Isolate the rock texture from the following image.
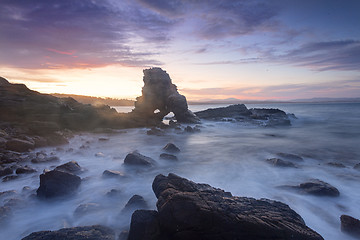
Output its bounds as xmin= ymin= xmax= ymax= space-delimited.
xmin=340 ymin=215 xmax=360 ymax=237
xmin=37 ymin=170 xmax=81 ymax=198
xmin=195 ymin=104 xmax=293 ymax=126
xmin=21 ymin=225 xmax=115 ymax=240
xmin=130 ymin=68 xmax=200 ymax=124
xmin=124 ymin=152 xmax=156 ymax=167
xmin=128 ymin=173 xmax=323 ymax=240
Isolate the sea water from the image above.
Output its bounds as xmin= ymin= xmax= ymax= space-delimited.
xmin=1 ymin=103 xmax=360 ymax=240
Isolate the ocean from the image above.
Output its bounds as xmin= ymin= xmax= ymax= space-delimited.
xmin=1 ymin=102 xmax=360 ymax=239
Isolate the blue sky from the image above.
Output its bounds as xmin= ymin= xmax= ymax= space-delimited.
xmin=0 ymin=0 xmax=359 ymax=100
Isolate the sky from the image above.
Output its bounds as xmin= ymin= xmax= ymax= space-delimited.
xmin=0 ymin=0 xmax=360 ymax=101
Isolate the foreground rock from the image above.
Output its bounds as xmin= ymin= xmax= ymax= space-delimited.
xmin=128 ymin=173 xmax=323 ymax=240
xmin=37 ymin=170 xmax=81 ymax=199
xmin=130 ymin=68 xmax=200 ymax=124
xmin=195 ymin=104 xmax=293 ymax=126
xmin=124 ymin=152 xmax=156 ymax=167
xmin=22 ymin=225 xmax=115 ymax=240
xmin=341 ymin=215 xmax=360 ymax=237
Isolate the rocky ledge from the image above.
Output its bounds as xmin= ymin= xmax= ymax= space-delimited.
xmin=128 ymin=173 xmax=323 ymax=240
xmin=194 ymin=104 xmax=294 ymax=126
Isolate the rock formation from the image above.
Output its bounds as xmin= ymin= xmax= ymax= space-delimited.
xmin=131 ymin=68 xmax=200 ymax=124
xmin=128 ymin=173 xmax=324 ymax=240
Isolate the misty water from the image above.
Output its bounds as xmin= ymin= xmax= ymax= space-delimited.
xmin=1 ymin=103 xmax=360 ymax=240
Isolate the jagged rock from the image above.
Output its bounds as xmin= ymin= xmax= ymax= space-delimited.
xmin=37 ymin=170 xmax=81 ymax=198
xmin=163 ymin=143 xmax=180 ymax=153
xmin=123 ymin=195 xmax=148 ymax=213
xmin=15 ymin=166 xmax=36 ymax=174
xmin=5 ymin=138 xmax=34 ymax=152
xmin=21 ymin=225 xmax=115 ymax=240
xmin=276 ymin=153 xmax=304 ymax=161
xmin=102 ymin=170 xmax=126 ymax=179
xmin=128 ymin=173 xmax=323 ymax=240
xmin=160 ymin=153 xmax=178 ymax=161
xmin=124 ymin=152 xmax=156 ymax=167
xmin=128 ymin=210 xmax=160 ymax=240
xmin=74 ymin=203 xmax=101 ymax=217
xmin=131 ymin=68 xmax=200 ymax=124
xmin=341 ymin=215 xmax=360 ymax=237
xmin=266 ymin=158 xmax=298 ymax=168
xmin=54 ymin=161 xmax=83 ymax=174
xmin=290 ymin=179 xmax=340 ymax=197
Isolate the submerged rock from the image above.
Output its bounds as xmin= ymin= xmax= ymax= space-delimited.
xmin=15 ymin=166 xmax=36 ymax=174
xmin=54 ymin=161 xmax=83 ymax=174
xmin=159 ymin=153 xmax=178 ymax=161
xmin=163 ymin=143 xmax=180 ymax=153
xmin=124 ymin=152 xmax=156 ymax=167
xmin=276 ymin=152 xmax=304 ymax=161
xmin=37 ymin=170 xmax=81 ymax=199
xmin=341 ymin=214 xmax=360 ymax=237
xmin=102 ymin=170 xmax=126 ymax=179
xmin=290 ymin=179 xmax=340 ymax=197
xmin=353 ymin=163 xmax=360 ymax=170
xmin=0 ymin=206 xmax=12 ymax=224
xmin=326 ymin=162 xmax=346 ymax=168
xmin=0 ymin=167 xmax=13 ymax=177
xmin=74 ymin=203 xmax=101 ymax=217
xmin=128 ymin=173 xmax=323 ymax=240
xmin=266 ymin=158 xmax=298 ymax=168
xmin=22 ymin=225 xmax=115 ymax=240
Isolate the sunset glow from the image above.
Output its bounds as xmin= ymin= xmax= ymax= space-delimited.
xmin=1 ymin=0 xmax=359 ymax=101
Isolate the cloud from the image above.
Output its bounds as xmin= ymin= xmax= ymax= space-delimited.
xmin=180 ymin=79 xmax=360 ymax=100
xmin=276 ymin=40 xmax=360 ymax=71
xmin=0 ymin=0 xmax=172 ymax=69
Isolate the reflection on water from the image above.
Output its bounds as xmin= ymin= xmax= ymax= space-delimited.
xmin=1 ymin=103 xmax=360 ymax=240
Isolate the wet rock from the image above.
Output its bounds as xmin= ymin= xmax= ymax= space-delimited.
xmin=21 ymin=225 xmax=115 ymax=240
xmin=276 ymin=152 xmax=304 ymax=161
xmin=147 ymin=127 xmax=165 ymax=136
xmin=2 ymin=175 xmax=19 ymax=182
xmin=123 ymin=195 xmax=148 ymax=212
xmin=0 ymin=166 xmax=13 ymax=177
xmin=54 ymin=161 xmax=83 ymax=174
xmin=327 ymin=162 xmax=346 ymax=168
xmin=128 ymin=173 xmax=323 ymax=240
xmin=15 ymin=166 xmax=37 ymax=174
xmin=266 ymin=158 xmax=298 ymax=168
xmin=5 ymin=138 xmax=34 ymax=152
xmin=353 ymin=163 xmax=360 ymax=170
xmin=295 ymin=179 xmax=340 ymax=197
xmin=0 ymin=206 xmax=12 ymax=224
xmin=341 ymin=215 xmax=360 ymax=237
xmin=128 ymin=210 xmax=160 ymax=240
xmin=102 ymin=170 xmax=126 ymax=179
xmin=124 ymin=152 xmax=156 ymax=167
xmin=159 ymin=153 xmax=178 ymax=161
xmin=37 ymin=170 xmax=81 ymax=199
xmin=31 ymin=155 xmax=59 ymax=164
xmin=74 ymin=203 xmax=101 ymax=217
xmin=130 ymin=68 xmax=200 ymax=124
xmin=106 ymin=189 xmax=122 ymax=198
xmin=163 ymin=143 xmax=180 ymax=153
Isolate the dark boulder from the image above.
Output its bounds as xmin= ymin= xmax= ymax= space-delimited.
xmin=54 ymin=161 xmax=83 ymax=174
xmin=159 ymin=153 xmax=178 ymax=161
xmin=195 ymin=104 xmax=251 ymax=119
xmin=296 ymin=179 xmax=340 ymax=197
xmin=340 ymin=215 xmax=360 ymax=237
xmin=0 ymin=167 xmax=13 ymax=177
xmin=128 ymin=173 xmax=323 ymax=240
xmin=37 ymin=170 xmax=81 ymax=199
xmin=163 ymin=143 xmax=180 ymax=153
xmin=123 ymin=195 xmax=148 ymax=213
xmin=266 ymin=158 xmax=298 ymax=168
xmin=21 ymin=225 xmax=115 ymax=240
xmin=16 ymin=166 xmax=37 ymax=174
xmin=124 ymin=152 xmax=156 ymax=167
